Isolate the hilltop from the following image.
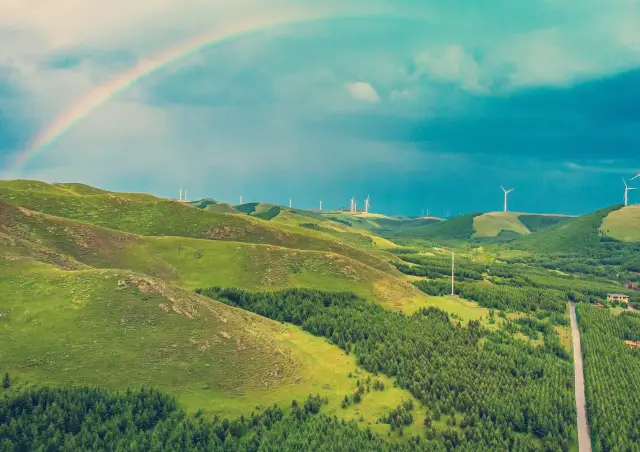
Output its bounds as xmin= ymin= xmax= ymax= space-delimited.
xmin=378 ymin=211 xmax=573 ymax=243
xmin=600 ymin=205 xmax=640 ymax=242
xmin=0 ymin=180 xmax=396 ymax=275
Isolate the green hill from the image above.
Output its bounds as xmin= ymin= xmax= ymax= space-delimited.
xmin=379 ymin=212 xmax=573 ymax=243
xmin=515 ymin=206 xmax=622 ymax=255
xmin=0 ymin=257 xmax=417 ymax=428
xmin=189 ymin=198 xmax=240 ymax=214
xmin=0 ymin=180 xmax=395 ymax=274
xmin=0 ymin=199 xmax=427 ymax=311
xmin=600 ymin=205 xmax=640 ymax=242
xmin=472 ymin=212 xmax=572 ymax=238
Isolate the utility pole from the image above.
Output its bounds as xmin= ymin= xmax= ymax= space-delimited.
xmin=451 ymin=251 xmax=455 ymax=296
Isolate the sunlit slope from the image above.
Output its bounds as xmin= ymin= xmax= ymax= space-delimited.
xmin=179 ymin=199 xmax=398 ymax=249
xmin=189 ymin=198 xmax=241 ymax=214
xmin=516 ymin=206 xmax=622 ymax=254
xmin=473 ymin=212 xmax=530 ymax=237
xmin=0 ymin=180 xmax=394 ymax=274
xmin=0 ymin=258 xmax=417 ymax=428
xmin=379 ymin=212 xmax=572 ymax=242
xmin=0 ymin=200 xmax=427 ymax=309
xmin=472 ymin=212 xmax=570 ymax=237
xmin=600 ymin=205 xmax=640 ymax=242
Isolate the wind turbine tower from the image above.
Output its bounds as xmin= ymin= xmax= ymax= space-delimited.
xmin=184 ymin=190 xmax=187 ymax=202
xmin=364 ymin=195 xmax=370 ymax=215
xmin=179 ymin=188 xmax=182 ymax=201
xmin=451 ymin=251 xmax=455 ymax=296
xmin=623 ymin=178 xmax=636 ymax=207
xmin=500 ymin=185 xmax=515 ymax=212
xmin=289 ymin=199 xmax=292 ymax=209
xmin=319 ymin=200 xmax=322 ymax=211
xmin=239 ymin=195 xmax=243 ymax=205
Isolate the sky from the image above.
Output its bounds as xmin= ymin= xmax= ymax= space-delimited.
xmin=1 ymin=0 xmax=639 ymax=216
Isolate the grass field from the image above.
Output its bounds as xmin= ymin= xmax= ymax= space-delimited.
xmin=0 ymin=181 xmax=395 ymax=274
xmin=0 ymin=257 xmax=422 ymax=437
xmin=600 ymin=205 xmax=640 ymax=242
xmin=0 ymin=200 xmax=427 ymax=310
xmin=473 ymin=212 xmax=530 ymax=237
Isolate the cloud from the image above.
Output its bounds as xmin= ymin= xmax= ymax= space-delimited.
xmin=412 ymin=45 xmax=486 ymax=93
xmin=1 ymin=0 xmax=640 ymax=215
xmin=345 ymin=81 xmax=380 ymax=102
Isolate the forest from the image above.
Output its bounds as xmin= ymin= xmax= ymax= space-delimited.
xmin=198 ymin=287 xmax=576 ymax=451
xmin=396 ymin=252 xmax=640 ymax=308
xmin=576 ymin=305 xmax=640 ymax=452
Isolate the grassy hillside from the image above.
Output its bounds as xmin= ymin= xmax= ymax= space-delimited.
xmin=380 ymin=212 xmax=575 ymax=243
xmin=0 ymin=200 xmax=428 ymax=311
xmin=0 ymin=181 xmax=395 ymax=274
xmin=472 ymin=212 xmax=530 ymax=237
xmin=0 ymin=258 xmax=418 ymax=432
xmin=519 ymin=214 xmax=572 ymax=232
xmin=516 ymin=206 xmax=622 ymax=254
xmin=600 ymin=205 xmax=640 ymax=242
xmin=383 ymin=213 xmax=480 ymax=242
xmin=189 ymin=198 xmax=240 ymax=214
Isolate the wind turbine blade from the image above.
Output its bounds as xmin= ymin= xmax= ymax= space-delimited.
xmin=632 ymin=173 xmax=640 ymax=180
xmin=500 ymin=185 xmax=505 ymax=192
xmin=623 ymin=177 xmax=628 ymax=188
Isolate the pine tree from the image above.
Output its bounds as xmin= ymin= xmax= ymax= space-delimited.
xmin=2 ymin=372 xmax=9 ymax=389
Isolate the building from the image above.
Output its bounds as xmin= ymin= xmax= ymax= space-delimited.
xmin=594 ymin=302 xmax=605 ymax=308
xmin=606 ymin=294 xmax=630 ymax=304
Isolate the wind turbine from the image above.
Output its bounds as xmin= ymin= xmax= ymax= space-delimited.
xmin=179 ymin=188 xmax=182 ymax=201
xmin=500 ymin=185 xmax=515 ymax=212
xmin=623 ymin=178 xmax=636 ymax=207
xmin=239 ymin=195 xmax=243 ymax=204
xmin=364 ymin=195 xmax=370 ymax=215
xmin=184 ymin=190 xmax=187 ymax=202
xmin=289 ymin=199 xmax=292 ymax=209
xmin=319 ymin=200 xmax=322 ymax=211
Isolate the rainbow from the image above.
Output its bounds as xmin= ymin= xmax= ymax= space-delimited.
xmin=7 ymin=8 xmax=387 ymax=174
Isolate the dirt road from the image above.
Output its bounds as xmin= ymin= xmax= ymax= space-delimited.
xmin=570 ymin=303 xmax=592 ymax=452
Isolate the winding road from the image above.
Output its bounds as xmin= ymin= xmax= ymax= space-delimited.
xmin=570 ymin=303 xmax=592 ymax=452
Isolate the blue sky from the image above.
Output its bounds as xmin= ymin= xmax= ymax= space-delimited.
xmin=1 ymin=0 xmax=639 ymax=216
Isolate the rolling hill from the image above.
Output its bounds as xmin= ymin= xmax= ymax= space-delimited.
xmin=0 ymin=256 xmax=418 ymax=429
xmin=600 ymin=205 xmax=640 ymax=242
xmin=515 ymin=206 xmax=623 ymax=254
xmin=188 ymin=198 xmax=240 ymax=214
xmin=0 ymin=198 xmax=428 ymax=311
xmin=379 ymin=212 xmax=573 ymax=243
xmin=0 ymin=180 xmax=397 ymax=275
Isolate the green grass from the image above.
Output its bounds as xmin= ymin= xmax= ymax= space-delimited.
xmin=382 ymin=214 xmax=480 ymax=242
xmin=0 ymin=197 xmax=427 ymax=311
xmin=0 ymin=258 xmax=420 ymax=435
xmin=519 ymin=214 xmax=572 ymax=232
xmin=472 ymin=212 xmax=530 ymax=238
xmin=516 ymin=205 xmax=622 ymax=254
xmin=600 ymin=205 xmax=640 ymax=242
xmin=0 ymin=181 xmax=395 ymax=274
